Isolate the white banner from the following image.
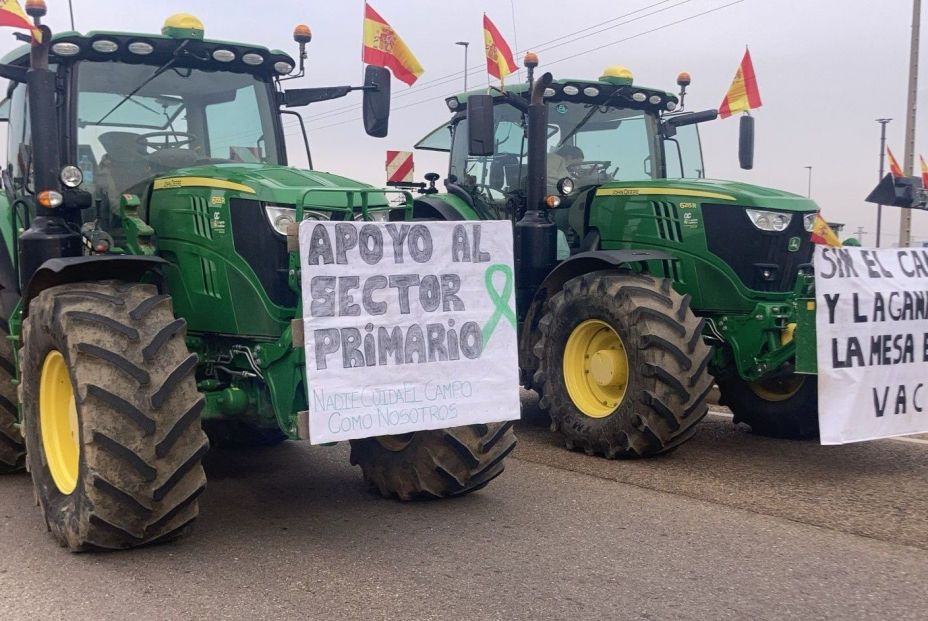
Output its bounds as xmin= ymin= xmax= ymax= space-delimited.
xmin=299 ymin=220 xmax=520 ymax=444
xmin=815 ymin=245 xmax=928 ymax=444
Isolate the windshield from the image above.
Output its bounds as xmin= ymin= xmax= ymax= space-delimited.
xmin=449 ymin=99 xmax=703 ymax=214
xmin=76 ymin=60 xmax=280 ymax=207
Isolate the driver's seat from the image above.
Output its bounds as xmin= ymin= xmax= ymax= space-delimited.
xmin=97 ymin=131 xmax=152 ymax=195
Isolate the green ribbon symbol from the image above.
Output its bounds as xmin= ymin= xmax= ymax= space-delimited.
xmin=481 ymin=264 xmax=517 ymax=345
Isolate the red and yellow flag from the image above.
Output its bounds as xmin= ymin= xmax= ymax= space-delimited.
xmin=483 ymin=14 xmax=517 ymax=81
xmin=0 ymin=0 xmax=41 ymax=43
xmin=920 ymin=154 xmax=928 ymax=186
xmin=887 ymin=146 xmax=904 ymax=177
xmin=810 ymin=214 xmax=842 ymax=247
xmin=362 ymin=3 xmax=423 ymax=86
xmin=719 ymin=48 xmax=762 ymax=119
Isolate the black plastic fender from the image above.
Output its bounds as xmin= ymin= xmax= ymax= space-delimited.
xmin=23 ymin=255 xmax=167 ymax=315
xmin=413 ymin=197 xmax=466 ymax=221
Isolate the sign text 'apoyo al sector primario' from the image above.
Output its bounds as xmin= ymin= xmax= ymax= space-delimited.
xmin=298 ymin=220 xmax=520 ymax=444
xmin=815 ymin=245 xmax=928 ymax=444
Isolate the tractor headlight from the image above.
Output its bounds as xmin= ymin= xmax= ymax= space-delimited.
xmin=60 ymin=165 xmax=83 ymax=188
xmin=556 ymin=177 xmax=574 ymax=196
xmin=803 ymin=212 xmax=817 ymax=232
xmin=265 ymin=205 xmax=296 ymax=236
xmin=355 ymin=210 xmax=390 ymax=222
xmin=745 ymin=208 xmax=792 ymax=232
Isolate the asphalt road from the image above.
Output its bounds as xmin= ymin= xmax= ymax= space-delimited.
xmin=1 ymin=394 xmax=927 ymax=620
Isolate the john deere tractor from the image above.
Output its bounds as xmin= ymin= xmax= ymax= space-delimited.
xmin=409 ymin=60 xmax=819 ymax=457
xmin=0 ymin=7 xmax=515 ymax=551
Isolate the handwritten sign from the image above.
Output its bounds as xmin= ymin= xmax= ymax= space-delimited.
xmin=298 ymin=220 xmax=520 ymax=444
xmin=815 ymin=245 xmax=928 ymax=444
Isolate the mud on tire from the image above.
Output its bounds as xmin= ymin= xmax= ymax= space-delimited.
xmin=21 ymin=281 xmax=208 ymax=551
xmin=534 ymin=271 xmax=713 ymax=458
xmin=349 ymin=423 xmax=516 ymax=500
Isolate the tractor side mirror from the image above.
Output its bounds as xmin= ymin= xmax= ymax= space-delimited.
xmin=467 ymin=95 xmax=495 ymax=157
xmin=739 ymin=115 xmax=755 ymax=170
xmin=363 ymin=65 xmax=391 ymax=138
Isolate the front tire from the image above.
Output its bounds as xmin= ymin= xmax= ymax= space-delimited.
xmin=718 ymin=374 xmax=818 ymax=439
xmin=534 ymin=271 xmax=713 ymax=458
xmin=349 ymin=423 xmax=516 ymax=500
xmin=21 ymin=282 xmax=208 ymax=551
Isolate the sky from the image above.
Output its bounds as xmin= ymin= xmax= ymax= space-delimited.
xmin=2 ymin=0 xmax=928 ymax=245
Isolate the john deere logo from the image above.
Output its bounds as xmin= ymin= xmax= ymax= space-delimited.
xmin=788 ymin=237 xmax=801 ymax=252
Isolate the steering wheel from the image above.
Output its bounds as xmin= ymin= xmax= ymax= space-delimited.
xmin=136 ymin=131 xmax=198 ymax=154
xmin=567 ymin=161 xmax=612 ymax=179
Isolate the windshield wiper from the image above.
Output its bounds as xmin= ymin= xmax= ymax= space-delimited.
xmin=94 ymin=41 xmax=190 ymax=125
xmin=558 ymin=88 xmax=626 ymax=147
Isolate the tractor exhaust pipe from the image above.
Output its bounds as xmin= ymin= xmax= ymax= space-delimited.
xmin=514 ymin=72 xmax=557 ymax=320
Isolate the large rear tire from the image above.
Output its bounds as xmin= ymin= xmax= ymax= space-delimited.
xmin=20 ymin=282 xmax=208 ymax=551
xmin=349 ymin=423 xmax=516 ymax=500
xmin=718 ymin=374 xmax=819 ymax=439
xmin=0 ymin=317 xmax=24 ymax=473
xmin=534 ymin=271 xmax=713 ymax=458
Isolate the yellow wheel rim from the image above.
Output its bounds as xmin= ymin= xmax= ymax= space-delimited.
xmin=40 ymin=350 xmax=80 ymax=495
xmin=563 ymin=319 xmax=629 ymax=418
xmin=749 ymin=375 xmax=805 ymax=403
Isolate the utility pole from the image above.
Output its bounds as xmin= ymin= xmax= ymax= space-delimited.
xmin=855 ymin=226 xmax=866 ymax=242
xmin=876 ymin=118 xmax=892 ymax=247
xmin=899 ymin=0 xmax=921 ymax=247
xmin=455 ymin=41 xmax=469 ymax=92
xmin=804 ymin=165 xmax=813 ymax=198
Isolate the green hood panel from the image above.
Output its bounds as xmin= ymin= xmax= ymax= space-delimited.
xmin=153 ymin=164 xmax=388 ymax=208
xmin=595 ymin=178 xmax=818 ymax=213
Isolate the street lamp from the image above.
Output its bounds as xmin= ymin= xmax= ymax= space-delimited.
xmin=455 ymin=41 xmax=469 ymax=92
xmin=804 ymin=166 xmax=813 ymax=198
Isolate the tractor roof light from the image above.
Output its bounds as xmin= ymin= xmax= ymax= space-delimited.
xmin=631 ymin=92 xmax=647 ymax=102
xmin=91 ymin=39 xmax=119 ymax=53
xmin=51 ymin=42 xmax=81 ymax=57
xmin=37 ymin=191 xmax=63 ymax=209
xmin=212 ymin=49 xmax=236 ymax=63
xmin=523 ymin=51 xmax=539 ymax=69
xmin=162 ymin=13 xmax=205 ymax=40
xmin=446 ymin=96 xmax=460 ymax=111
xmin=293 ymin=24 xmax=312 ymax=44
xmin=600 ymin=65 xmax=634 ymax=86
xmin=274 ymin=61 xmax=294 ymax=75
xmin=676 ymin=71 xmax=692 ymax=88
xmin=582 ymin=86 xmax=600 ymax=97
xmin=25 ymin=0 xmax=46 ymax=18
xmin=242 ymin=52 xmax=264 ymax=66
xmin=128 ymin=41 xmax=154 ymax=55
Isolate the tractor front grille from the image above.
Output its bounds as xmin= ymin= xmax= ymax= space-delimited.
xmin=702 ymin=204 xmax=814 ymax=293
xmin=229 ymin=198 xmax=297 ymax=308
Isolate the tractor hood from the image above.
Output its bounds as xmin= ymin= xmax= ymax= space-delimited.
xmin=151 ymin=163 xmax=389 ymax=209
xmin=594 ymin=178 xmax=818 ymax=213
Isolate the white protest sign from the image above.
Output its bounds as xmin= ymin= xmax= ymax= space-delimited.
xmin=815 ymin=245 xmax=928 ymax=444
xmin=299 ymin=220 xmax=520 ymax=444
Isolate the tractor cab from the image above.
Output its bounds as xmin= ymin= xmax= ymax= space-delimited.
xmin=1 ymin=14 xmax=391 ymax=241
xmin=416 ymin=66 xmax=711 ymax=250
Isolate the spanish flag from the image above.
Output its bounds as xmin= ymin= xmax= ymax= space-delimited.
xmin=483 ymin=14 xmax=517 ymax=81
xmin=362 ymin=3 xmax=423 ymax=86
xmin=887 ymin=146 xmax=904 ymax=177
xmin=920 ymin=154 xmax=928 ymax=186
xmin=0 ymin=0 xmax=41 ymax=43
xmin=810 ymin=214 xmax=842 ymax=247
xmin=719 ymin=48 xmax=761 ymax=119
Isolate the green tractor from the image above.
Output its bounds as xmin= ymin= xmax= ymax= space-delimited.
xmin=0 ymin=8 xmax=515 ymax=551
xmin=408 ymin=60 xmax=819 ymax=457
